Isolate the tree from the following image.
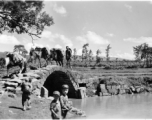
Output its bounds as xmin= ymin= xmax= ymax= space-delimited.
xmin=105 ymin=44 xmax=111 ymax=62
xmin=0 ymin=1 xmax=54 ymax=45
xmin=96 ymin=49 xmax=101 ymax=65
xmin=96 ymin=49 xmax=101 ymax=56
xmin=147 ymin=47 xmax=152 ymax=67
xmin=82 ymin=43 xmax=89 ymax=62
xmin=133 ymin=43 xmax=150 ymax=67
xmin=73 ymin=48 xmax=77 ymax=61
xmin=133 ymin=44 xmax=142 ymax=60
xmin=88 ymin=49 xmax=93 ymax=64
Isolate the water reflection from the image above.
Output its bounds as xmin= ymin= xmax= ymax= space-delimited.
xmin=70 ymin=93 xmax=152 ymax=119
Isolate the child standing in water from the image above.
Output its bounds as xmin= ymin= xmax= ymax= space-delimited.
xmin=60 ymin=84 xmax=86 ymax=119
xmin=50 ymin=91 xmax=62 ymax=119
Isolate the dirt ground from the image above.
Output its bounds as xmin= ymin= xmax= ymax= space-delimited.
xmin=0 ymin=94 xmax=52 ymax=119
xmin=0 ymin=93 xmax=81 ymax=119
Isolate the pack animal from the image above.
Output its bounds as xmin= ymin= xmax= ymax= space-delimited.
xmin=29 ymin=47 xmax=51 ymax=68
xmin=0 ymin=53 xmax=27 ymax=77
xmin=50 ymin=48 xmax=64 ymax=66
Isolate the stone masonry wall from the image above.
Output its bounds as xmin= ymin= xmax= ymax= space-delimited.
xmin=1 ymin=65 xmax=92 ymax=98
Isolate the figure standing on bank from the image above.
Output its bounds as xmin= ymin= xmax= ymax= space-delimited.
xmin=21 ymin=79 xmax=33 ymax=111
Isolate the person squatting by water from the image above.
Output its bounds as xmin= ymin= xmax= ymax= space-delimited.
xmin=60 ymin=84 xmax=86 ymax=118
xmin=50 ymin=91 xmax=62 ymax=119
xmin=21 ymin=79 xmax=33 ymax=111
xmin=65 ymin=46 xmax=72 ymax=69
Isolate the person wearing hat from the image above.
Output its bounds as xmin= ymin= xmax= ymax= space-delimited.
xmin=60 ymin=84 xmax=86 ymax=118
xmin=50 ymin=91 xmax=62 ymax=119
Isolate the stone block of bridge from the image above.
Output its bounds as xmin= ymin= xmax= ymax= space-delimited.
xmin=23 ymin=73 xmax=41 ymax=79
xmin=19 ymin=76 xmax=30 ymax=82
xmin=32 ymin=79 xmax=41 ymax=90
xmin=77 ymin=87 xmax=87 ymax=99
xmin=33 ymin=89 xmax=41 ymax=96
xmin=33 ymin=71 xmax=44 ymax=79
xmin=100 ymin=84 xmax=111 ymax=96
xmin=40 ymin=70 xmax=50 ymax=80
xmin=4 ymin=82 xmax=18 ymax=88
xmin=5 ymin=87 xmax=16 ymax=93
xmin=40 ymin=86 xmax=48 ymax=98
xmin=8 ymin=78 xmax=22 ymax=84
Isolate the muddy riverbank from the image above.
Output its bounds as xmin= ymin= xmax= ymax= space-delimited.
xmin=86 ymin=76 xmax=152 ymax=97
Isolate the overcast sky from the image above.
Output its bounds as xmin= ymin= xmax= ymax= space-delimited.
xmin=0 ymin=1 xmax=152 ymax=60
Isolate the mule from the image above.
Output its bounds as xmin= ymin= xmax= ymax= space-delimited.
xmin=28 ymin=47 xmax=51 ymax=68
xmin=50 ymin=48 xmax=64 ymax=66
xmin=0 ymin=53 xmax=27 ymax=77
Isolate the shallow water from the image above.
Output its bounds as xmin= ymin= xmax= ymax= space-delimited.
xmin=70 ymin=93 xmax=152 ymax=119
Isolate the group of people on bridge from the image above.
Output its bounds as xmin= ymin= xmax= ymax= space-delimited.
xmin=28 ymin=45 xmax=73 ymax=68
xmin=0 ymin=46 xmax=73 ymax=77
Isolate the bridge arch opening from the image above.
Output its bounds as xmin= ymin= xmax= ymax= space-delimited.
xmin=43 ymin=71 xmax=77 ymax=98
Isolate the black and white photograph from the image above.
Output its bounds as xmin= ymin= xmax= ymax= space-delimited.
xmin=0 ymin=0 xmax=152 ymax=119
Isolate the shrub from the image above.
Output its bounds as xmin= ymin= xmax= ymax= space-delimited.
xmin=104 ymin=64 xmax=111 ymax=70
xmin=98 ymin=64 xmax=102 ymax=67
xmin=126 ymin=65 xmax=138 ymax=69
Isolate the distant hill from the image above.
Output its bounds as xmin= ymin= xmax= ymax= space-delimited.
xmin=73 ymin=55 xmax=132 ymax=61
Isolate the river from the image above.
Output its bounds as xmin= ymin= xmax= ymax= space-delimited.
xmin=70 ymin=93 xmax=152 ymax=119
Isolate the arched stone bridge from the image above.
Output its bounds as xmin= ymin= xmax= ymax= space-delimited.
xmin=4 ymin=65 xmax=99 ymax=98
xmin=23 ymin=65 xmax=88 ymax=98
xmin=30 ymin=65 xmax=81 ymax=98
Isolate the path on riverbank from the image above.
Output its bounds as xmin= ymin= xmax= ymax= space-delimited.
xmin=0 ymin=94 xmax=52 ymax=119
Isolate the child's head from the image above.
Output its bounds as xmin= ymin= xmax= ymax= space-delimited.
xmin=61 ymin=84 xmax=69 ymax=95
xmin=53 ymin=91 xmax=60 ymax=100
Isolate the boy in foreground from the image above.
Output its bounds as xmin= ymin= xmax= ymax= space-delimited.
xmin=50 ymin=91 xmax=62 ymax=119
xmin=60 ymin=84 xmax=86 ymax=119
